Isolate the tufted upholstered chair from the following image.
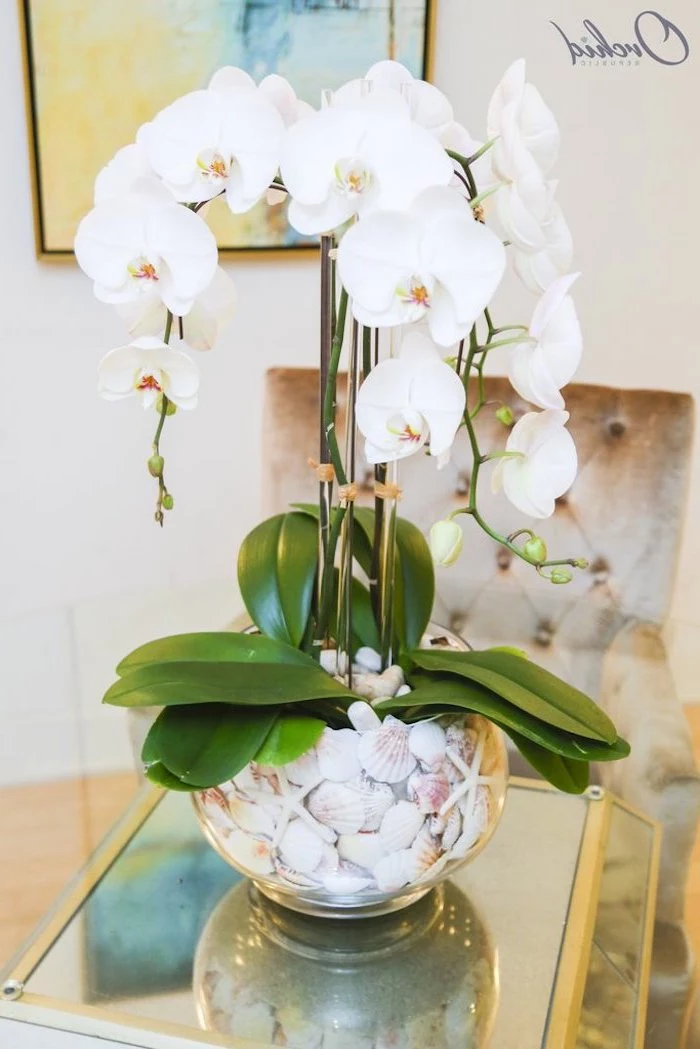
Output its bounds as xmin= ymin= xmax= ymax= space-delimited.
xmin=263 ymin=369 xmax=700 ymax=937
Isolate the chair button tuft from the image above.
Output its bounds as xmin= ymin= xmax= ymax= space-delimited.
xmin=497 ymin=548 xmax=512 ymax=571
xmin=608 ymin=418 xmax=626 ymax=438
xmin=589 ymin=556 xmax=610 ymax=585
xmin=534 ymin=620 xmax=554 ymax=647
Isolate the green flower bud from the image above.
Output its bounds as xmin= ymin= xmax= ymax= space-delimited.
xmin=523 ymin=536 xmax=547 ymax=564
xmin=574 ymin=558 xmax=589 ymax=570
xmin=429 ymin=519 xmax=464 ymax=566
xmin=162 ymin=493 xmax=174 ymax=511
xmin=550 ymin=567 xmax=573 ymax=585
xmin=156 ymin=394 xmax=177 ymax=417
xmin=495 ymin=404 xmax=515 ymax=426
xmin=147 ymin=454 xmax=164 ymax=478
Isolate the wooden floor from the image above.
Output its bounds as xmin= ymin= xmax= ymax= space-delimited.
xmin=2 ymin=713 xmax=700 ymax=971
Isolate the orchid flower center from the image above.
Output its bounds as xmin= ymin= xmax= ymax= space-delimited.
xmin=197 ymin=148 xmax=232 ymax=183
xmin=134 ymin=369 xmax=163 ymax=394
xmin=127 ymin=256 xmax=160 ymax=284
xmin=395 ymin=274 xmax=434 ymax=322
xmin=334 ymin=157 xmax=373 ymax=197
xmin=386 ymin=409 xmax=427 ymax=446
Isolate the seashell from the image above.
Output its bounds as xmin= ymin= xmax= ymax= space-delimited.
xmin=354 ymin=646 xmax=383 ymax=672
xmin=338 ymin=831 xmax=386 ymax=871
xmin=317 ymin=728 xmax=362 ymax=782
xmin=347 ymin=776 xmax=395 ymax=831
xmin=228 ymin=796 xmax=276 ymax=838
xmin=372 ymin=850 xmax=413 ymax=892
xmin=317 ymin=842 xmax=340 ymax=873
xmin=319 ymin=649 xmax=339 ymax=675
xmin=358 ymin=715 xmax=417 ymax=784
xmin=415 ymin=852 xmax=451 ymax=886
xmin=232 ymin=765 xmax=260 ymax=795
xmin=275 ymin=1006 xmax=325 ymax=1049
xmin=278 ymin=820 xmax=325 ymax=874
xmin=445 ymin=723 xmax=478 ymax=775
xmin=347 ymin=700 xmax=382 ymax=733
xmin=252 ymin=765 xmax=283 ymax=793
xmin=407 ymin=770 xmax=451 ymax=814
xmin=441 ymin=807 xmax=462 ymax=851
xmin=229 ymin=1000 xmax=277 ymax=1043
xmin=306 ymin=782 xmax=366 ymax=835
xmin=450 ymin=790 xmax=489 ymax=858
xmin=320 ymin=862 xmax=374 ymax=895
xmin=274 ymin=861 xmax=319 ymax=888
xmin=379 ymin=800 xmax=425 ymax=852
xmin=429 ymin=812 xmax=448 ymax=836
xmin=409 ymin=721 xmax=446 ymax=770
xmin=409 ymin=825 xmax=441 ymax=875
xmin=285 ymin=748 xmax=321 ymax=786
xmin=224 ymin=830 xmax=274 ymax=875
xmin=352 ymin=665 xmax=406 ymax=702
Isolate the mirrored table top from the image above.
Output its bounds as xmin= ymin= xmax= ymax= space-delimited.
xmin=1 ymin=780 xmax=659 ymax=1049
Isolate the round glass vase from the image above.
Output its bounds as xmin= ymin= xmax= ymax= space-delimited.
xmin=193 ymin=625 xmax=508 ymax=918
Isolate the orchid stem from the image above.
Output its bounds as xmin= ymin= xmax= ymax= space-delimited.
xmin=152 ymin=311 xmax=174 ymax=527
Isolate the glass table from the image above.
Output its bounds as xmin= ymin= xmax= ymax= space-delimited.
xmin=0 ymin=778 xmax=660 ymax=1049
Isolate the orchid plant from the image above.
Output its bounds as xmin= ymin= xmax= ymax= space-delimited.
xmin=80 ymin=60 xmax=629 ymax=797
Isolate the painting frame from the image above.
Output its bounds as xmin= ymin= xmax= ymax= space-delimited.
xmin=18 ymin=0 xmax=438 ymax=261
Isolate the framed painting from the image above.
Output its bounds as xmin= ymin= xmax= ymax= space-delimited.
xmin=19 ymin=0 xmax=436 ymax=258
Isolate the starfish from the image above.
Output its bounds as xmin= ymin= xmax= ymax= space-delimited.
xmin=439 ymin=737 xmax=494 ymax=819
xmin=235 ymin=768 xmax=335 ymax=846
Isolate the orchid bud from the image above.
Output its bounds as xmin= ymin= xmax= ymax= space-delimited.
xmin=162 ymin=493 xmax=174 ymax=511
xmin=156 ymin=393 xmax=177 ymax=417
xmin=429 ymin=520 xmax=464 ymax=566
xmin=147 ymin=454 xmax=164 ymax=478
xmin=574 ymin=558 xmax=589 ymax=570
xmin=523 ymin=536 xmax=547 ymax=564
xmin=550 ymin=567 xmax=573 ymax=585
xmin=495 ymin=404 xmax=515 ymax=426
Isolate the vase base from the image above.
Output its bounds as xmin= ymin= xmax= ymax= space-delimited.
xmin=253 ymin=880 xmax=434 ymax=920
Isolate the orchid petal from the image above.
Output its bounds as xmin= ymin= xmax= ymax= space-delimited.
xmin=146 ymin=205 xmax=218 ymax=303
xmin=337 ymin=212 xmax=421 ymax=314
xmin=94 ymin=142 xmax=153 ymax=204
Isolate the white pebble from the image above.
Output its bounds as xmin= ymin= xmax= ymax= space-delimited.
xmin=354 ymin=646 xmax=383 ymax=673
xmin=396 ymin=684 xmax=412 ymax=697
xmin=319 ymin=649 xmax=338 ymax=675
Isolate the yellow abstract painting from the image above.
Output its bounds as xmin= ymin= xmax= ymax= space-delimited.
xmin=22 ymin=0 xmax=433 ymax=254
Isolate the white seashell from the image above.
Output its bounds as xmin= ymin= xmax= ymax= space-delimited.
xmin=307 ymin=782 xmax=366 ymax=835
xmin=274 ymin=861 xmax=319 ymax=888
xmin=409 ymin=721 xmax=446 ymax=770
xmin=278 ymin=820 xmax=325 ymax=874
xmin=373 ymin=850 xmax=413 ymax=892
xmin=409 ymin=825 xmax=441 ymax=874
xmin=316 ymin=728 xmax=362 ymax=782
xmin=285 ymin=748 xmax=321 ymax=786
xmin=347 ymin=776 xmax=395 ymax=831
xmin=232 ymin=765 xmax=260 ymax=794
xmin=224 ymin=830 xmax=274 ymax=875
xmin=320 ymin=863 xmax=374 ymax=894
xmin=358 ymin=715 xmax=417 ymax=784
xmin=229 ymin=1000 xmax=276 ymax=1043
xmin=354 ymin=646 xmax=383 ymax=672
xmin=415 ymin=852 xmax=451 ymax=886
xmin=395 ymin=684 xmax=412 ymax=697
xmin=227 ymin=796 xmax=276 ymax=838
xmin=429 ymin=812 xmax=447 ymax=836
xmin=275 ymin=1007 xmax=324 ymax=1049
xmin=379 ymin=800 xmax=425 ymax=851
xmin=317 ymin=842 xmax=340 ymax=873
xmin=319 ymin=649 xmax=339 ymax=675
xmin=441 ymin=807 xmax=462 ymax=851
xmin=347 ymin=700 xmax=382 ymax=733
xmin=407 ymin=770 xmax=451 ymax=814
xmin=338 ymin=831 xmax=386 ymax=871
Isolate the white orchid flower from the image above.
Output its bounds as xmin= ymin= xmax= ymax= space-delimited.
xmin=116 ymin=267 xmax=237 ymax=351
xmin=334 ymin=60 xmax=453 ymax=137
xmin=281 ymin=93 xmax=452 ymax=235
xmin=513 ymin=202 xmax=574 ymax=294
xmin=94 ymin=141 xmax=154 ymax=204
xmin=355 ymin=331 xmax=465 ymax=466
xmin=487 ymin=59 xmax=560 ymax=178
xmin=508 ymin=274 xmax=582 ymax=409
xmin=337 ymin=186 xmax=506 ymax=346
xmin=258 ymin=73 xmax=314 ymax=126
xmin=98 ymin=336 xmax=199 ymax=410
xmin=137 ymin=67 xmax=285 ymax=214
xmin=491 ymin=409 xmax=577 ymax=518
xmin=74 ymin=178 xmax=218 ymax=316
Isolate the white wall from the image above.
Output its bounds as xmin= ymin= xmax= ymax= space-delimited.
xmin=1 ymin=0 xmax=699 ymax=785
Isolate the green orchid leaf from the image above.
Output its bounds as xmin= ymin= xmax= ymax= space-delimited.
xmin=104 ymin=661 xmax=356 ymax=709
xmin=118 ymin=631 xmax=318 ymax=676
xmin=292 ymin=503 xmax=373 ymax=576
xmin=329 ymin=570 xmax=381 ymax=652
xmin=238 ymin=512 xmax=318 ymax=647
xmin=376 ymin=673 xmax=629 ymax=762
xmin=507 ymin=731 xmax=590 ymax=794
xmin=144 ymin=762 xmax=206 ymax=793
xmin=410 ymin=649 xmax=616 ymax=743
xmin=145 ymin=704 xmax=278 ymax=787
xmin=254 ymin=716 xmax=325 ymax=766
